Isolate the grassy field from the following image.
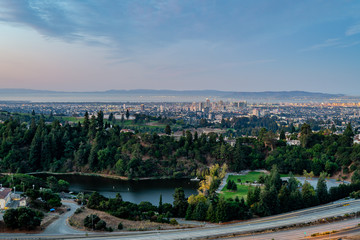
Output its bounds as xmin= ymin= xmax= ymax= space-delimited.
xmin=220 ymin=172 xmax=291 ymax=200
xmin=220 ymin=172 xmax=266 ymax=200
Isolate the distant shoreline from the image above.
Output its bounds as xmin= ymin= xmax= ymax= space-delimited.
xmin=18 ymin=171 xmax=193 ymax=181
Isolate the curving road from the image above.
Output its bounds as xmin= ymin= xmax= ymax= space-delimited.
xmin=1 ymin=199 xmax=360 ymax=239
xmin=41 ymin=201 xmax=83 ymax=235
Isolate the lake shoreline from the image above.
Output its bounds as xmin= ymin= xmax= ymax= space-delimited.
xmin=22 ymin=171 xmax=193 ymax=182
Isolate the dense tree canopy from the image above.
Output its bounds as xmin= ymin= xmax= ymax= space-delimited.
xmin=0 ymin=114 xmax=359 ymax=181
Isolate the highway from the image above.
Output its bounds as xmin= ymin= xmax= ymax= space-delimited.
xmin=1 ymin=199 xmax=360 ymax=239
xmin=224 ymin=218 xmax=360 ymax=239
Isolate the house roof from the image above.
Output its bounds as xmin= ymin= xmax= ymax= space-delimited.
xmin=0 ymin=188 xmax=12 ymax=199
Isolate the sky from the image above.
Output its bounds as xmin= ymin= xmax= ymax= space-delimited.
xmin=0 ymin=1 xmax=360 ymax=94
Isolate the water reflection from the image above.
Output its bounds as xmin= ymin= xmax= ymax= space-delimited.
xmin=36 ymin=174 xmax=199 ymax=205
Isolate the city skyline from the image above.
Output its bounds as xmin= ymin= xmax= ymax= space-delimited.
xmin=0 ymin=1 xmax=360 ymax=94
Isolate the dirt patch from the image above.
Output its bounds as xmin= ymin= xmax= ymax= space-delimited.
xmin=332 ymin=168 xmax=354 ymax=182
xmin=69 ymin=207 xmax=195 ymax=231
xmin=40 ymin=212 xmax=59 ymax=230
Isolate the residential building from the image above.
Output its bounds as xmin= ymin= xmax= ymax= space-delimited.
xmin=0 ymin=187 xmax=12 ymax=209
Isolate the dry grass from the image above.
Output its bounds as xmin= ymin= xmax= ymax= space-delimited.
xmin=69 ymin=207 xmax=194 ymax=232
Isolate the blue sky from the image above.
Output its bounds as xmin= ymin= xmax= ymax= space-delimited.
xmin=0 ymin=0 xmax=359 ymax=94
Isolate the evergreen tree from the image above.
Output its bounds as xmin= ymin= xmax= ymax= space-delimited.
xmin=126 ymin=109 xmax=130 ymax=120
xmin=28 ymin=126 xmax=43 ymax=171
xmin=247 ymin=186 xmax=260 ymax=206
xmin=290 ymin=124 xmax=296 ymax=133
xmin=82 ymin=111 xmax=90 ymax=137
xmin=193 ymin=202 xmax=207 ymax=221
xmin=185 ymin=204 xmax=195 ymax=220
xmin=108 ymin=113 xmax=114 ymax=122
xmin=339 ymin=122 xmax=354 ymax=147
xmin=216 ymin=196 xmax=227 ymax=223
xmin=289 ymin=187 xmax=303 ymax=210
xmin=302 ymin=181 xmax=318 ymax=208
xmin=280 ymin=129 xmax=286 ymax=140
xmin=316 ymin=173 xmax=329 ymax=204
xmin=300 ymin=123 xmax=313 ymax=147
xmin=173 ymin=187 xmax=188 ymax=217
xmin=265 ymin=165 xmax=282 ymax=191
xmin=278 ymin=185 xmax=291 ymax=213
xmin=158 ymin=194 xmax=163 ymax=214
xmin=288 ymin=172 xmax=299 ymax=192
xmin=97 ymin=111 xmax=104 ymax=130
xmin=165 ymin=125 xmax=171 ymax=135
xmin=206 ymin=202 xmax=216 ymax=222
xmin=88 ymin=115 xmax=97 ymax=139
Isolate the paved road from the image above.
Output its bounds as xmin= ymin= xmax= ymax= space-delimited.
xmin=224 ymin=218 xmax=360 ymax=239
xmin=0 ymin=200 xmax=83 ymax=239
xmin=41 ymin=201 xmax=83 ymax=235
xmin=2 ymin=199 xmax=360 ymax=239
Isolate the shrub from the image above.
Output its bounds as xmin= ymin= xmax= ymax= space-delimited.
xmin=84 ymin=214 xmax=100 ymax=229
xmin=169 ymin=219 xmax=178 ymax=225
xmin=75 ymin=208 xmax=83 ymax=214
xmin=95 ymin=220 xmax=107 ymax=230
xmin=118 ymin=222 xmax=123 ymax=230
xmin=350 ymin=164 xmax=357 ymax=172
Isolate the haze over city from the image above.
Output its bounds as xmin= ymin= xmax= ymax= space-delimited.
xmin=0 ymin=1 xmax=360 ymax=94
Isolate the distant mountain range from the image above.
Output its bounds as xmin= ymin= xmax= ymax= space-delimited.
xmin=0 ymin=88 xmax=345 ymax=99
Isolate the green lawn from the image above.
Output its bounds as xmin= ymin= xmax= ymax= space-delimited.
xmin=221 ymin=185 xmax=251 ymax=200
xmin=220 ymin=172 xmax=266 ymax=200
xmin=227 ymin=172 xmax=266 ymax=183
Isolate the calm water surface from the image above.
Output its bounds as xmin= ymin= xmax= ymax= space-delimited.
xmin=36 ymin=174 xmax=199 ymax=205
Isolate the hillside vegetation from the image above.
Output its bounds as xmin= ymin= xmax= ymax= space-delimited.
xmin=1 ymin=112 xmax=360 ymax=183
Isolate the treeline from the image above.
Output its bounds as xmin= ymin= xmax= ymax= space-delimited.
xmin=0 ymin=174 xmax=70 ymax=193
xmin=247 ymin=166 xmax=360 ymax=217
xmin=0 ymin=113 xmax=248 ymax=177
xmin=85 ymin=191 xmax=174 ymax=224
xmin=1 ymin=113 xmax=360 ymax=180
xmin=219 ymin=115 xmax=280 ymax=135
xmin=84 ymin=187 xmax=250 ymax=224
xmin=184 ymin=164 xmax=251 ymax=222
xmin=184 ymin=164 xmax=360 ymax=222
xmin=82 ymin=166 xmax=360 ymax=224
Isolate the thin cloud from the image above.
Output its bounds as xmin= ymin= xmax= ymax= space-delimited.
xmin=0 ymin=1 xmax=213 ymax=49
xmin=300 ymin=38 xmax=341 ymax=52
xmin=338 ymin=41 xmax=360 ymax=48
xmin=346 ymin=24 xmax=360 ymax=36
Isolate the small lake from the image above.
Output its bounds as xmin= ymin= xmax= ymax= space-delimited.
xmin=35 ymin=174 xmax=199 ymax=205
